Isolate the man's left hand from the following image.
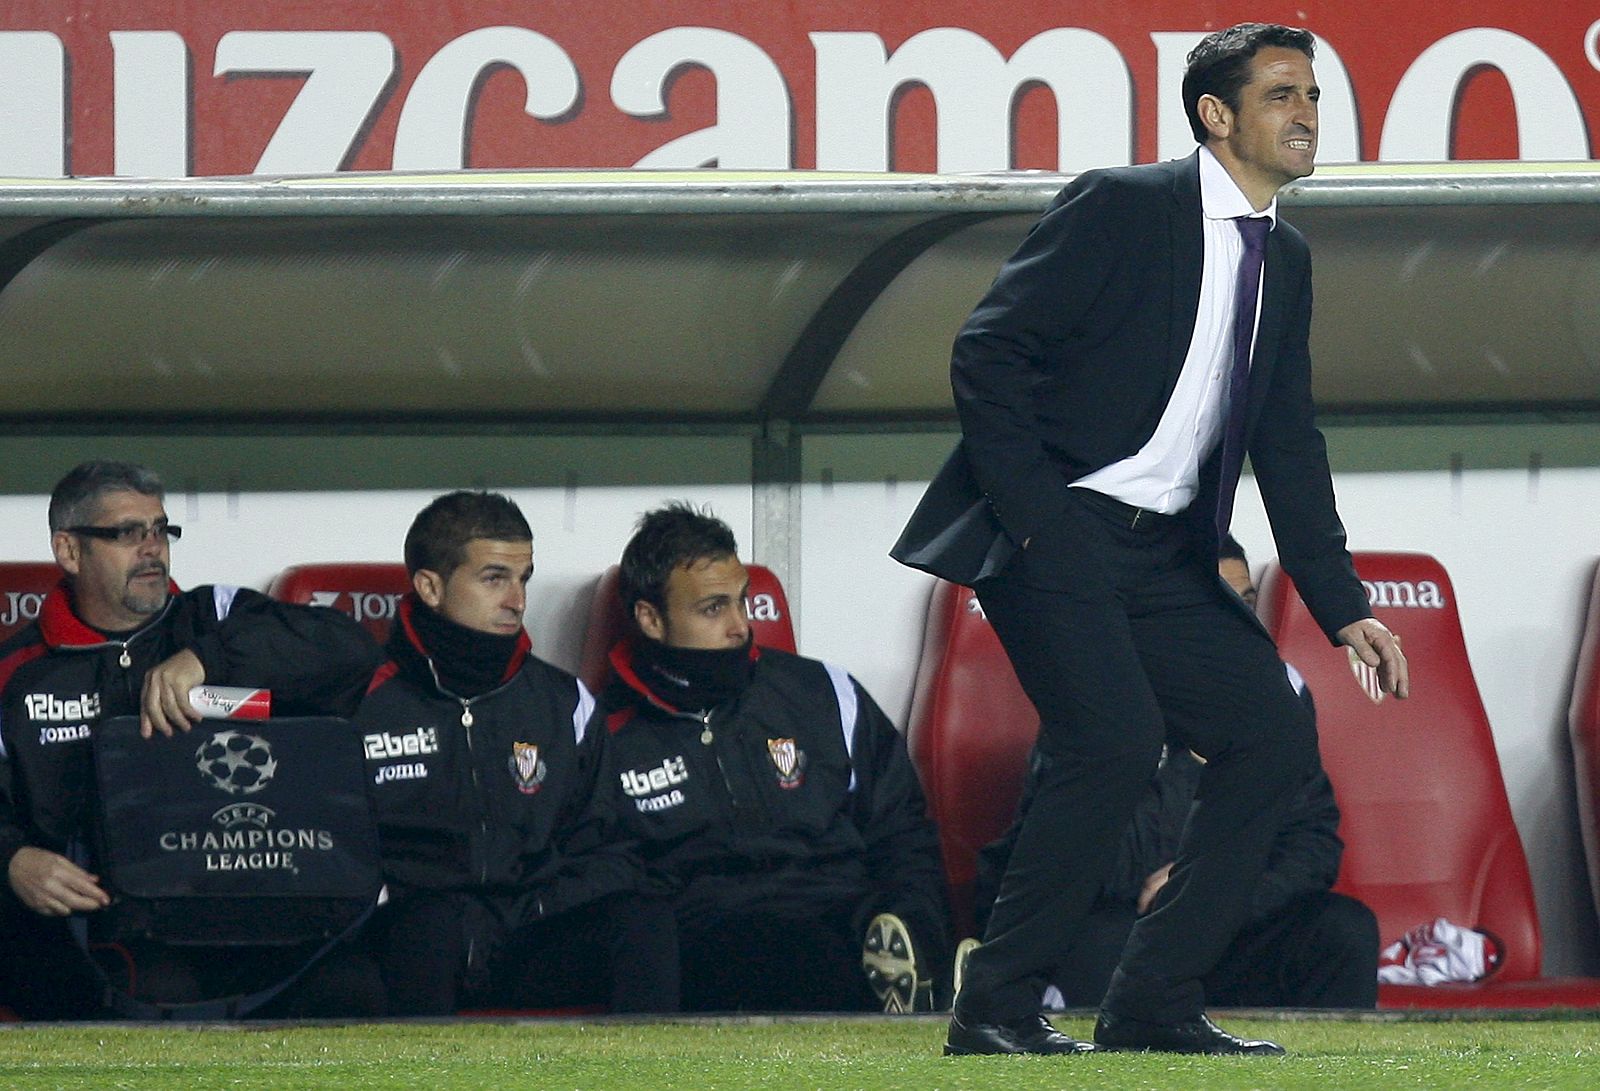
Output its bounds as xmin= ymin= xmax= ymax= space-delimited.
xmin=140 ymin=649 xmax=205 ymax=738
xmin=1337 ymin=617 xmax=1410 ymax=699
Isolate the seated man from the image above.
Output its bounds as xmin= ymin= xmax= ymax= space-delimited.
xmin=596 ymin=502 xmax=951 ymax=1012
xmin=975 ymin=535 xmax=1379 ymax=1010
xmin=354 ymin=491 xmax=677 ymax=1015
xmin=0 ymin=460 xmax=386 ymax=1018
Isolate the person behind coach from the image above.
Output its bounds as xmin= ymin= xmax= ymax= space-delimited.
xmin=892 ymin=23 xmax=1407 ymax=1055
xmin=596 ymin=502 xmax=952 ymax=1013
xmin=974 ymin=535 xmax=1380 ymax=1012
xmin=354 ymin=490 xmax=677 ymax=1015
xmin=0 ymin=459 xmax=384 ymax=1018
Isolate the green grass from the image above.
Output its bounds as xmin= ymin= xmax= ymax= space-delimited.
xmin=2 ymin=1014 xmax=1598 ymax=1090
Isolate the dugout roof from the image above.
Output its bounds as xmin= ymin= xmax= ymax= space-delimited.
xmin=0 ymin=163 xmax=1596 ymax=427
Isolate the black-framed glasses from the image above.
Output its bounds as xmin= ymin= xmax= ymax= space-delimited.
xmin=66 ymin=521 xmax=182 ymax=546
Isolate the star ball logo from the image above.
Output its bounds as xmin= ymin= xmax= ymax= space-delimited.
xmin=195 ymin=730 xmax=278 ymax=795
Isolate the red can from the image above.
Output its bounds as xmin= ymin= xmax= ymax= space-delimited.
xmin=188 ymin=685 xmax=272 ymax=720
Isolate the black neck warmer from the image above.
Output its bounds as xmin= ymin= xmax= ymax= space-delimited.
xmin=634 ymin=634 xmax=755 ymax=713
xmin=398 ymin=598 xmax=522 ymax=699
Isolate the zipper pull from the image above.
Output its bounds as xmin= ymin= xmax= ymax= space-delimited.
xmin=461 ymin=703 xmax=474 ymax=727
xmin=118 ymin=645 xmax=132 ymax=669
xmin=699 ymin=712 xmax=713 ymax=746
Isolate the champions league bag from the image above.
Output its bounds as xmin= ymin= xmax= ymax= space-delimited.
xmin=84 ymin=716 xmax=382 ymax=1017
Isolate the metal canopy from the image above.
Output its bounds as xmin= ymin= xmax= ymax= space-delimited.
xmin=1 ymin=164 xmax=1597 ymax=427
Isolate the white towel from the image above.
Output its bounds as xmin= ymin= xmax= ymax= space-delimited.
xmin=1377 ymin=917 xmax=1502 ymax=985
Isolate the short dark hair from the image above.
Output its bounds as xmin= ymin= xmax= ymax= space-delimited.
xmin=1183 ymin=23 xmax=1315 ymax=143
xmin=404 ymin=491 xmax=531 ymax=579
xmin=48 ymin=460 xmax=165 ymax=533
xmin=1218 ymin=532 xmax=1249 ymax=567
xmin=619 ymin=501 xmax=738 ymax=614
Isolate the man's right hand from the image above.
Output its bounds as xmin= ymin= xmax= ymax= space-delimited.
xmin=1137 ymin=862 xmax=1174 ymax=915
xmin=7 ymin=846 xmax=110 ymax=916
xmin=139 ymin=648 xmax=206 ymax=738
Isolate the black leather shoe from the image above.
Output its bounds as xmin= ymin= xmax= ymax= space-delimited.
xmin=1093 ymin=1011 xmax=1285 ymax=1055
xmin=945 ymin=1012 xmax=1098 ymax=1055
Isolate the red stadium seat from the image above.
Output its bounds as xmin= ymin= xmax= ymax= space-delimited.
xmin=1260 ymin=551 xmax=1600 ymax=1008
xmin=0 ymin=562 xmax=58 ymax=644
xmin=267 ymin=563 xmax=411 ymax=644
xmin=903 ymin=580 xmax=1038 ymax=940
xmin=576 ymin=563 xmax=796 ymax=694
xmin=1570 ymin=561 xmax=1600 ymax=934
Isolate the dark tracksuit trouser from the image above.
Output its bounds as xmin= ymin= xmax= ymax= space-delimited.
xmin=374 ymin=889 xmax=680 ymax=1015
xmin=675 ymin=900 xmax=879 ymax=1013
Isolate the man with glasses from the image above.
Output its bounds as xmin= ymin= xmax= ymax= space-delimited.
xmin=0 ymin=460 xmax=384 ymax=1018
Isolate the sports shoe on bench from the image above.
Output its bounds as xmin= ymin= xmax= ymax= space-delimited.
xmin=862 ymin=912 xmax=932 ymax=1013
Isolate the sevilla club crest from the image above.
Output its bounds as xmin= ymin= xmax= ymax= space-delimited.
xmin=510 ymin=741 xmax=547 ymax=795
xmin=767 ymin=737 xmax=805 ymax=789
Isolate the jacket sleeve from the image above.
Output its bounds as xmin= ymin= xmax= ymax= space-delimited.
xmin=1248 ymin=756 xmax=1345 ymax=923
xmin=1249 ymin=244 xmax=1373 ymax=642
xmin=186 ymin=587 xmax=386 ymax=718
xmin=847 ymin=680 xmax=952 ymax=949
xmin=951 ymin=172 xmax=1122 ymax=548
xmin=1102 ymin=752 xmax=1197 ymax=907
xmin=0 ymin=751 xmax=29 ymax=901
xmin=538 ymin=685 xmax=645 ymax=916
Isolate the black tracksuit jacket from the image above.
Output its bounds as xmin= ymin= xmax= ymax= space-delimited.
xmin=354 ymin=598 xmax=638 ymax=917
xmin=597 ymin=640 xmax=949 ymax=946
xmin=977 ymin=676 xmax=1342 ymax=930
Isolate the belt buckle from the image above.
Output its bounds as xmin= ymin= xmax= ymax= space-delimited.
xmin=1130 ymin=507 xmax=1144 ymax=529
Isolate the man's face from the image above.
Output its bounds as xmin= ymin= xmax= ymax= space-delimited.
xmin=51 ymin=490 xmax=173 ymax=632
xmin=417 ymin=538 xmax=531 ymax=636
xmin=636 ymin=554 xmax=751 ymax=650
xmin=1208 ymin=46 xmax=1319 ymax=193
xmin=1219 ymin=556 xmax=1258 ymax=610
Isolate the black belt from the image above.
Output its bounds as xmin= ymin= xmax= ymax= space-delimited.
xmin=1070 ymin=487 xmax=1179 ymax=530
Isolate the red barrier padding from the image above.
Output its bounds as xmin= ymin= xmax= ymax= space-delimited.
xmin=577 ymin=563 xmax=796 ymax=694
xmin=1260 ymin=551 xmax=1600 ymax=1008
xmin=0 ymin=562 xmax=58 ymax=644
xmin=267 ymin=563 xmax=411 ymax=644
xmin=904 ymin=580 xmax=1038 ymax=940
xmin=1376 ymin=978 xmax=1600 ymax=1010
xmin=1570 ymin=561 xmax=1600 ymax=931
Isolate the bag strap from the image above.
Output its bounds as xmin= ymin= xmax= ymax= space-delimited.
xmin=69 ymin=899 xmax=376 ymax=1020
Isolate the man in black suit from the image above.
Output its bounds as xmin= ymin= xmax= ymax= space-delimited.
xmin=893 ymin=24 xmax=1407 ymax=1056
xmin=973 ymin=537 xmax=1380 ymax=1013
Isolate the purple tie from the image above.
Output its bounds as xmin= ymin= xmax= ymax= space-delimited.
xmin=1214 ymin=215 xmax=1271 ymax=545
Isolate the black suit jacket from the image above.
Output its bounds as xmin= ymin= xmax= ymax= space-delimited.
xmin=892 ymin=153 xmax=1370 ymax=641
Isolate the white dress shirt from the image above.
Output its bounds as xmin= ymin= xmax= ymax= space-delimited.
xmin=1072 ymin=146 xmax=1277 ymax=514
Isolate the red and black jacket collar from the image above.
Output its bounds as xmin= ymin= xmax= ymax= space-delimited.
xmin=374 ymin=593 xmax=530 ymax=698
xmin=605 ymin=636 xmax=760 ymax=723
xmin=37 ymin=577 xmax=181 ymax=651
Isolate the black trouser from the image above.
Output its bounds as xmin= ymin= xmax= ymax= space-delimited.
xmin=0 ymin=900 xmax=385 ymax=1019
xmin=112 ymin=938 xmax=386 ymax=1018
xmin=961 ymin=490 xmax=1317 ymax=1025
xmin=676 ymin=900 xmax=878 ymax=1013
xmin=374 ymin=890 xmax=680 ymax=1015
xmin=0 ymin=905 xmax=101 ymax=1019
xmin=1053 ymin=892 xmax=1379 ymax=1009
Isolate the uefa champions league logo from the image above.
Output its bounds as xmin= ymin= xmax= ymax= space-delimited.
xmin=195 ymin=730 xmax=278 ymax=795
